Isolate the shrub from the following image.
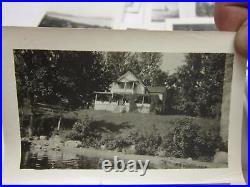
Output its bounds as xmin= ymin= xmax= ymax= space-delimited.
xmin=134 ymin=131 xmax=162 ymax=156
xmin=66 ymin=120 xmax=90 ymax=141
xmin=196 ymin=125 xmax=225 ymax=157
xmin=100 ymin=131 xmax=138 ymax=151
xmin=66 ymin=114 xmax=101 ymax=148
xmin=161 ymin=117 xmax=225 ymax=159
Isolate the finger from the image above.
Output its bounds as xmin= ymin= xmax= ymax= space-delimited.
xmin=214 ymin=2 xmax=248 ymax=31
xmin=235 ymin=20 xmax=248 ymax=58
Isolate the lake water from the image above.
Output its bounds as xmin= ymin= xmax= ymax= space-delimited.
xmin=21 ymin=149 xmax=102 ymax=169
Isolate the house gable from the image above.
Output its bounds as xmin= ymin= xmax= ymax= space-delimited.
xmin=117 ymin=71 xmax=140 ymax=83
xmin=110 ymin=71 xmax=146 ymax=94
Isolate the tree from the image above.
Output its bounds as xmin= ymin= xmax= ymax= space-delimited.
xmin=14 ymin=50 xmax=108 ymax=109
xmin=103 ymin=52 xmax=168 ymax=87
xmin=164 ymin=53 xmax=227 ymax=117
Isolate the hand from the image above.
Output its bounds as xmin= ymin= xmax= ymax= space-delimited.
xmin=214 ymin=3 xmax=248 ymax=58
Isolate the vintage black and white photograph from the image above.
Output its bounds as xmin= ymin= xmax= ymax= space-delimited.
xmin=151 ymin=3 xmax=179 ymax=22
xmin=15 ymin=49 xmax=233 ymax=170
xmin=38 ymin=12 xmax=112 ymax=28
xmin=173 ymin=23 xmax=217 ymax=31
xmin=196 ymin=2 xmax=215 ymax=17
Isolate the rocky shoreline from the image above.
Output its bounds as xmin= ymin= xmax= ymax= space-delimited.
xmin=22 ymin=135 xmax=228 ymax=169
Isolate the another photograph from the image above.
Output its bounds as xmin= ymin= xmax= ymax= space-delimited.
xmin=14 ymin=49 xmax=233 ymax=169
xmin=173 ymin=23 xmax=217 ymax=31
xmin=39 ymin=12 xmax=112 ymax=28
xmin=151 ymin=3 xmax=179 ymax=22
xmin=196 ymin=2 xmax=215 ymax=17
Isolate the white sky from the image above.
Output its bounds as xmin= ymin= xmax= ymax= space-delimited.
xmin=160 ymin=53 xmax=186 ymax=74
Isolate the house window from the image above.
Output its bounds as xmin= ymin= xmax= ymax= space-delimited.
xmin=135 ymin=95 xmax=143 ymax=103
xmin=144 ymin=96 xmax=151 ymax=104
xmin=118 ymin=82 xmax=125 ymax=89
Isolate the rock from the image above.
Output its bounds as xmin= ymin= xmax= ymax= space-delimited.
xmin=128 ymin=145 xmax=136 ymax=153
xmin=157 ymin=150 xmax=166 ymax=157
xmin=44 ymin=142 xmax=49 ymax=146
xmin=40 ymin=136 xmax=47 ymax=140
xmin=32 ymin=136 xmax=39 ymax=141
xmin=187 ymin=157 xmax=192 ymax=162
xmin=100 ymin=145 xmax=106 ymax=150
xmin=115 ymin=147 xmax=122 ymax=152
xmin=213 ymin=151 xmax=228 ymax=164
xmin=50 ymin=143 xmax=63 ymax=151
xmin=122 ymin=145 xmax=136 ymax=154
xmin=65 ymin=140 xmax=82 ymax=148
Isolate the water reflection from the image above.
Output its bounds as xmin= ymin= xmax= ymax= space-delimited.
xmin=21 ymin=150 xmax=101 ymax=169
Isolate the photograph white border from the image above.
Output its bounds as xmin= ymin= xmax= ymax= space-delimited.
xmin=2 ymin=27 xmax=246 ymax=184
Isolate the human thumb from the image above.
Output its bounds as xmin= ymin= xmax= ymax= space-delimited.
xmin=235 ymin=20 xmax=248 ymax=58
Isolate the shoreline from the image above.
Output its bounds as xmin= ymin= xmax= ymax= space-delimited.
xmin=24 ymin=138 xmax=227 ymax=169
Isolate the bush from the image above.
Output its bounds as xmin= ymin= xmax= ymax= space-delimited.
xmin=66 ymin=119 xmax=91 ymax=141
xmin=100 ymin=131 xmax=138 ymax=151
xmin=66 ymin=114 xmax=101 ymax=148
xmin=161 ymin=117 xmax=225 ymax=159
xmin=134 ymin=131 xmax=162 ymax=156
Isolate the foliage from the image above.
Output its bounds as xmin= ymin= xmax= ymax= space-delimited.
xmin=14 ymin=50 xmax=109 ymax=109
xmin=100 ymin=131 xmax=138 ymax=151
xmin=14 ymin=50 xmax=169 ymax=110
xmin=161 ymin=117 xmax=224 ymax=158
xmin=64 ymin=115 xmax=225 ymax=160
xmin=134 ymin=131 xmax=162 ymax=155
xmin=100 ymin=127 xmax=163 ymax=156
xmin=104 ymin=52 xmax=168 ymax=87
xmin=164 ymin=53 xmax=229 ymax=117
xmin=66 ymin=114 xmax=101 ymax=148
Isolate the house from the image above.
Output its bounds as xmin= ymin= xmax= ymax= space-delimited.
xmin=110 ymin=71 xmax=146 ymax=95
xmin=94 ymin=71 xmax=166 ymax=113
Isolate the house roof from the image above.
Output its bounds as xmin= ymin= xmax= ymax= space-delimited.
xmin=114 ymin=71 xmax=146 ymax=87
xmin=147 ymin=86 xmax=166 ymax=93
xmin=117 ymin=71 xmax=139 ymax=82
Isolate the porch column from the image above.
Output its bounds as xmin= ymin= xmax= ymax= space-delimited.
xmin=132 ymin=82 xmax=135 ymax=94
xmin=124 ymin=82 xmax=127 ymax=92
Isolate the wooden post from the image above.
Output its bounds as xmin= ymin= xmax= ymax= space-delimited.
xmin=28 ymin=114 xmax=33 ymax=138
xmin=57 ymin=116 xmax=62 ymax=131
xmin=95 ymin=94 xmax=98 ymax=102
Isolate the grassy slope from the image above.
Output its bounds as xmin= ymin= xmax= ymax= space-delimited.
xmin=62 ymin=109 xmax=219 ymax=137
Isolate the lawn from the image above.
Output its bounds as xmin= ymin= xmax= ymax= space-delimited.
xmin=61 ymin=109 xmax=219 ymax=138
